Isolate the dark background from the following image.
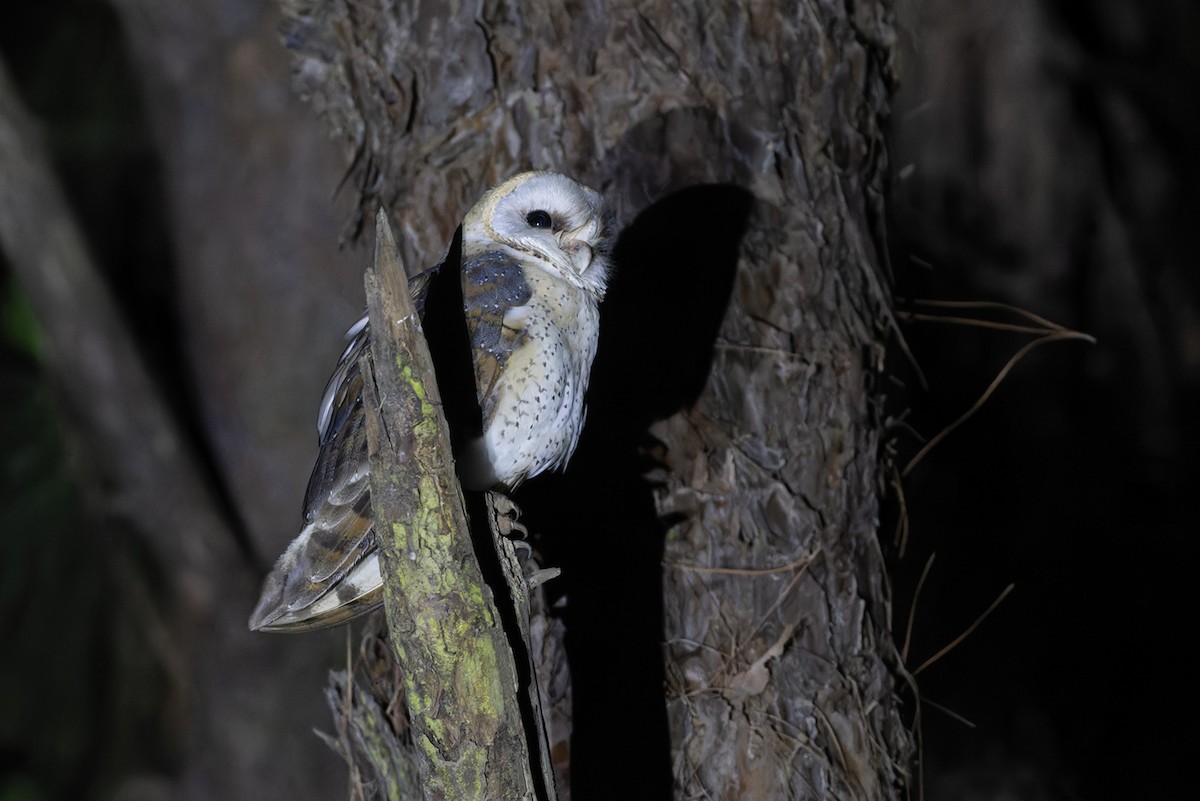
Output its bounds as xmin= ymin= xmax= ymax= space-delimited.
xmin=2 ymin=0 xmax=1197 ymax=799
xmin=886 ymin=1 xmax=1199 ymax=798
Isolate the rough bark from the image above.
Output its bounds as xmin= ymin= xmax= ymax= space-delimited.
xmin=278 ymin=0 xmax=913 ymax=798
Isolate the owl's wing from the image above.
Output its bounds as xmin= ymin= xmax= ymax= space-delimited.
xmin=461 ymin=251 xmax=534 ymax=425
xmin=248 ymin=263 xmax=440 ymax=632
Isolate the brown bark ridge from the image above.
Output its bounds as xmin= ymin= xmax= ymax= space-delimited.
xmin=279 ymin=0 xmax=913 ymax=798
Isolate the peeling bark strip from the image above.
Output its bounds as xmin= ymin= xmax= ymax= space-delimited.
xmin=360 ymin=209 xmax=540 ymax=800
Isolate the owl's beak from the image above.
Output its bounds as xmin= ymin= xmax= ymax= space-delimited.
xmin=572 ymin=242 xmax=596 ymax=275
xmin=556 ymin=233 xmax=595 ymax=276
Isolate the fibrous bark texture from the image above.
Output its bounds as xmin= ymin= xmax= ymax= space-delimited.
xmin=279 ymin=0 xmax=912 ymax=798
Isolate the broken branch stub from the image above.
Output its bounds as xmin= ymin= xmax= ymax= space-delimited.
xmin=360 ymin=208 xmax=540 ymax=800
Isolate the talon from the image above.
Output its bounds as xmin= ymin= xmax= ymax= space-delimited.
xmin=490 ymin=492 xmax=529 ymax=539
xmin=526 ymin=567 xmax=561 ymax=589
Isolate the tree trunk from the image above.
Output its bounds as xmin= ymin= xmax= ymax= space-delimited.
xmin=0 ymin=53 xmax=333 ymax=801
xmin=101 ymin=1 xmax=369 ymax=798
xmin=279 ymin=0 xmax=913 ymax=798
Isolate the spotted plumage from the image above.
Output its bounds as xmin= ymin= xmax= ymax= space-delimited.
xmin=249 ymin=172 xmax=612 ymax=632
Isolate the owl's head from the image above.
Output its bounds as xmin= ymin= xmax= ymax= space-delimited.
xmin=465 ymin=171 xmax=614 ymax=300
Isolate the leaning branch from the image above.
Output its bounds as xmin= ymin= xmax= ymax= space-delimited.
xmin=360 ymin=208 xmax=543 ymax=800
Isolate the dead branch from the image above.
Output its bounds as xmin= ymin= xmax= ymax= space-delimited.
xmin=356 ymin=208 xmax=550 ymax=800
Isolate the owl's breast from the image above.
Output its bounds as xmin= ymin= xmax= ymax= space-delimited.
xmin=476 ymin=268 xmax=600 ymax=486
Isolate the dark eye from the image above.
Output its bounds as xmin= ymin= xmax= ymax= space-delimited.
xmin=525 ymin=210 xmax=553 ymax=229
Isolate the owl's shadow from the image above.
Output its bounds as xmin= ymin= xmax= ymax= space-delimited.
xmin=515 ymin=184 xmax=753 ymax=799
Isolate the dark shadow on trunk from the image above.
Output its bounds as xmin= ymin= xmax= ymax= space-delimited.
xmin=516 ymin=184 xmax=753 ymax=799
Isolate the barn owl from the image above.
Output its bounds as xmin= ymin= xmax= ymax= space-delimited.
xmin=249 ymin=171 xmax=613 ymax=632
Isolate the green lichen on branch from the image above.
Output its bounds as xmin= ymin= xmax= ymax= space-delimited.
xmin=358 ymin=208 xmax=539 ymax=801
